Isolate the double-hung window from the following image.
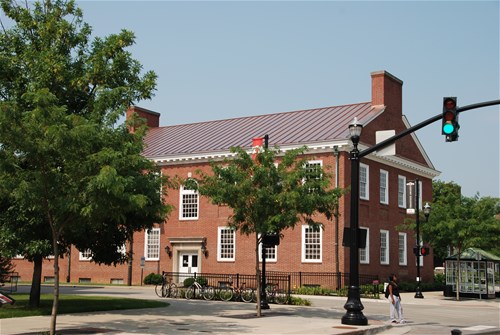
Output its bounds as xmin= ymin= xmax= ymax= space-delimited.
xmin=302 ymin=225 xmax=322 ymax=262
xmin=258 ymin=234 xmax=277 ymax=263
xmin=304 ymin=160 xmax=322 ymax=192
xmin=179 ymin=184 xmax=199 ymax=220
xmin=380 ymin=230 xmax=389 ymax=265
xmin=398 ymin=175 xmax=406 ymax=208
xmin=359 ymin=227 xmax=370 ymax=264
xmin=79 ymin=249 xmax=92 ymax=261
xmin=398 ymin=233 xmax=407 ymax=266
xmin=218 ymin=227 xmax=235 ymax=261
xmin=360 ymin=163 xmax=369 ymax=200
xmin=380 ymin=170 xmax=389 ymax=204
xmin=145 ymin=228 xmax=160 ymax=260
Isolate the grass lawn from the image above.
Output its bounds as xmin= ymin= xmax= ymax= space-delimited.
xmin=0 ymin=293 xmax=169 ymax=319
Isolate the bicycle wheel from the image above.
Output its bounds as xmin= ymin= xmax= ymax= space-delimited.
xmin=240 ymin=288 xmax=254 ymax=303
xmin=218 ymin=287 xmax=234 ymax=301
xmin=202 ymin=286 xmax=215 ymax=300
xmin=265 ymin=286 xmax=276 ymax=303
xmin=155 ymin=284 xmax=166 ymax=298
xmin=185 ymin=286 xmax=196 ymax=300
xmin=275 ymin=289 xmax=288 ymax=304
xmin=168 ymin=283 xmax=179 ymax=298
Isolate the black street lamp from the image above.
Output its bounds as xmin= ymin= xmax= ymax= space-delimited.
xmin=341 ymin=117 xmax=368 ymax=326
xmin=413 ymin=180 xmax=430 ymax=299
xmin=423 ymin=202 xmax=431 ymax=222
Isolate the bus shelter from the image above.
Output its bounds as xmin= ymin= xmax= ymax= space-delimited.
xmin=445 ymin=248 xmax=500 ymax=299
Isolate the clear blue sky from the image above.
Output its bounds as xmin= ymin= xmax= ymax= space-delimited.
xmin=15 ymin=1 xmax=500 ymax=197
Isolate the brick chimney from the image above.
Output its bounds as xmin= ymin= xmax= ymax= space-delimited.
xmin=371 ymin=70 xmax=403 ymax=112
xmin=126 ymin=106 xmax=160 ymax=133
xmin=361 ymin=71 xmax=404 ymax=147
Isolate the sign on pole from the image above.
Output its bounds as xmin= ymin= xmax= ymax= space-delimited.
xmin=406 ymin=181 xmax=416 ymax=215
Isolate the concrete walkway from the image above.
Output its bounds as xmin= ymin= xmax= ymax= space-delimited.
xmin=0 ymin=286 xmax=497 ymax=335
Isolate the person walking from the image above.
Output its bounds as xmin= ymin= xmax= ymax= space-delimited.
xmin=386 ymin=274 xmax=405 ymax=324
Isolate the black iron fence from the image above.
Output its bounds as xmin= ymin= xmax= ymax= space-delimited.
xmin=161 ymin=271 xmax=379 ymax=299
xmin=0 ymin=272 xmax=19 ymax=293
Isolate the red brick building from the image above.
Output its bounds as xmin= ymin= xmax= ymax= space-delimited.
xmin=12 ymin=70 xmax=439 ymax=286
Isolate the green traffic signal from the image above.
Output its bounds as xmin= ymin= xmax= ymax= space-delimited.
xmin=442 ymin=97 xmax=459 ymax=141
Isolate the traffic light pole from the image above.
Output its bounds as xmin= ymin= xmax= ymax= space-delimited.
xmin=341 ymin=99 xmax=499 ymax=326
xmin=359 ymin=99 xmax=500 ymax=159
xmin=414 ymin=179 xmax=424 ymax=299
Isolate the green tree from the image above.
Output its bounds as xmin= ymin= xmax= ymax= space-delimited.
xmin=420 ymin=180 xmax=499 ymax=300
xmin=0 ymin=254 xmax=14 ymax=283
xmin=194 ymin=145 xmax=342 ymax=316
xmin=0 ymin=1 xmax=172 ymax=334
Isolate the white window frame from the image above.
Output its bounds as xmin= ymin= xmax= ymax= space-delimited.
xmin=79 ymin=249 xmax=92 ymax=261
xmin=303 ymin=160 xmax=323 ymax=192
xmin=258 ymin=234 xmax=277 ymax=263
xmin=144 ymin=228 xmax=160 ymax=261
xmin=179 ymin=184 xmax=199 ymax=220
xmin=359 ymin=163 xmax=369 ymax=200
xmin=380 ymin=230 xmax=390 ymax=265
xmin=398 ymin=175 xmax=406 ymax=208
xmin=359 ymin=227 xmax=370 ymax=264
xmin=380 ymin=169 xmax=389 ymax=205
xmin=217 ymin=227 xmax=235 ymax=262
xmin=398 ymin=233 xmax=407 ymax=266
xmin=302 ymin=225 xmax=322 ymax=263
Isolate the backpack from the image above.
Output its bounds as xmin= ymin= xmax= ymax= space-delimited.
xmin=384 ymin=283 xmax=390 ymax=298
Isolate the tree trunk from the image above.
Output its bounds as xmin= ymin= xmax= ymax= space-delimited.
xmin=29 ymin=255 xmax=43 ymax=307
xmin=255 ymin=234 xmax=261 ymax=317
xmin=50 ymin=236 xmax=60 ymax=335
xmin=127 ymin=234 xmax=134 ymax=286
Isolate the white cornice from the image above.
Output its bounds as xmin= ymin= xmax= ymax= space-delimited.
xmin=150 ymin=140 xmax=440 ymax=179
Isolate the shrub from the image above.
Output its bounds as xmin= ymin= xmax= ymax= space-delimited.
xmin=183 ymin=276 xmax=208 ymax=287
xmin=144 ymin=273 xmax=163 ymax=285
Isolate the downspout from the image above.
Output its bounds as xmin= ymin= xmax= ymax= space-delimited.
xmin=333 ymin=146 xmax=340 ymax=282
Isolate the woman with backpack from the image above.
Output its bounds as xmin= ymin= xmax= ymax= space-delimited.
xmin=386 ymin=274 xmax=405 ymax=324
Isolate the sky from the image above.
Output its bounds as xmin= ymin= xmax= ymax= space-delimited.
xmin=5 ymin=1 xmax=500 ymax=198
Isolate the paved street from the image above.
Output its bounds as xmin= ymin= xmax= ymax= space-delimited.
xmin=1 ymin=285 xmax=498 ymax=335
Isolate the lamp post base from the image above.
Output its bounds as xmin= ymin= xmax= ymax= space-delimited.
xmin=414 ymin=287 xmax=424 ymax=299
xmin=341 ymin=286 xmax=368 ymax=326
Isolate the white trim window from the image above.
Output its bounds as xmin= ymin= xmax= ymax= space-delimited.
xmin=398 ymin=175 xmax=406 ymax=208
xmin=359 ymin=163 xmax=369 ymax=200
xmin=302 ymin=225 xmax=322 ymax=263
xmin=258 ymin=237 xmax=277 ymax=263
xmin=179 ymin=184 xmax=199 ymax=220
xmin=359 ymin=227 xmax=370 ymax=264
xmin=380 ymin=169 xmax=389 ymax=204
xmin=218 ymin=227 xmax=235 ymax=262
xmin=79 ymin=249 xmax=92 ymax=261
xmin=304 ymin=160 xmax=322 ymax=192
xmin=145 ymin=228 xmax=160 ymax=260
xmin=380 ymin=230 xmax=389 ymax=265
xmin=398 ymin=233 xmax=407 ymax=266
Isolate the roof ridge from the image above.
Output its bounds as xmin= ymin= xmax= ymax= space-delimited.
xmin=154 ymin=101 xmax=372 ymax=129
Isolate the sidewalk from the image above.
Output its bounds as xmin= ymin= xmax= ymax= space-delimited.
xmin=0 ymin=286 xmax=497 ymax=335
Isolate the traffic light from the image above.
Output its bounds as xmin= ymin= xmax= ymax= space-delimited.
xmin=420 ymin=246 xmax=430 ymax=256
xmin=442 ymin=97 xmax=459 ymax=142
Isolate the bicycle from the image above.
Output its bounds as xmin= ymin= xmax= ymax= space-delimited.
xmin=185 ymin=280 xmax=215 ymax=300
xmin=265 ymin=282 xmax=288 ymax=304
xmin=155 ymin=272 xmax=179 ymax=298
xmin=218 ymin=277 xmax=255 ymax=302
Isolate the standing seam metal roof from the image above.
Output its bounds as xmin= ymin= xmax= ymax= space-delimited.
xmin=143 ymin=102 xmax=384 ymax=159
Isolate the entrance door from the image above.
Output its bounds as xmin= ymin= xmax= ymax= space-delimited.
xmin=179 ymin=252 xmax=199 ymax=282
